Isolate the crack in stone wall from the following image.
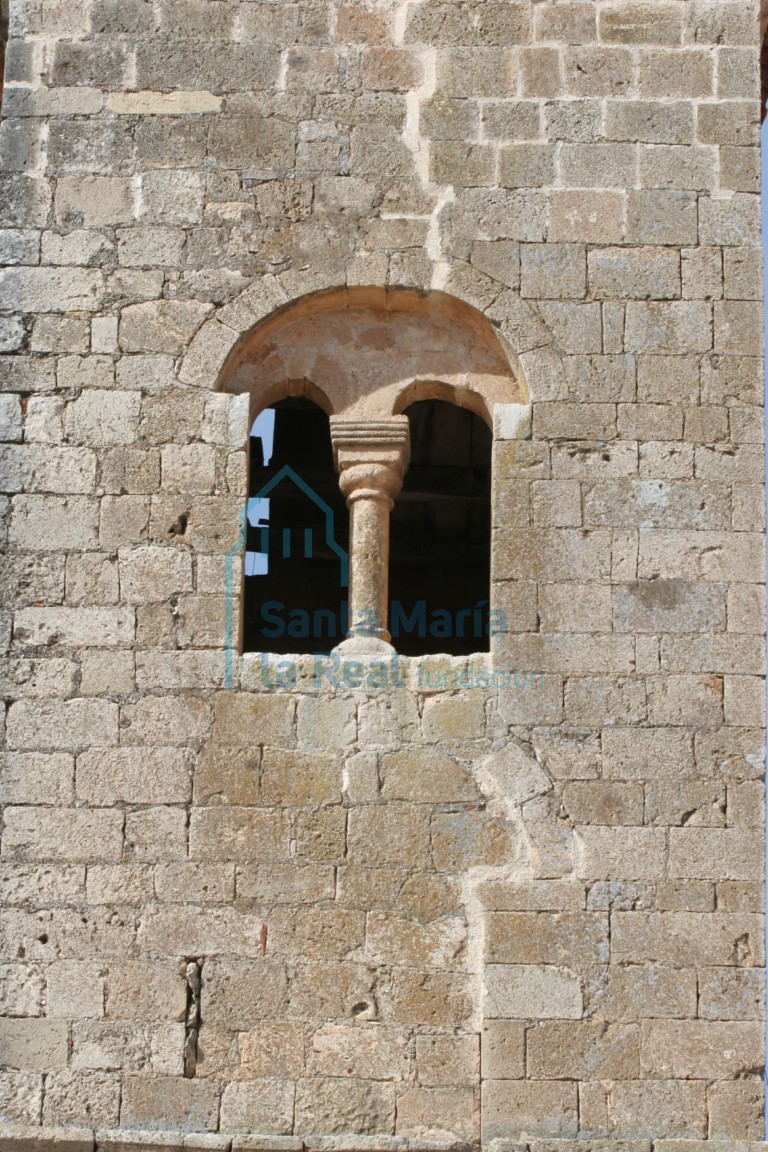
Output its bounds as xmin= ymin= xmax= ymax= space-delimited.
xmin=183 ymin=959 xmax=202 ymax=1079
xmin=393 ymin=1 xmax=454 ymax=289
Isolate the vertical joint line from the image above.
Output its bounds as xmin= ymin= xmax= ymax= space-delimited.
xmin=184 ymin=958 xmax=202 ymax=1078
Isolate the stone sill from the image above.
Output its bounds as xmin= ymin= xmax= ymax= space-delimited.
xmin=240 ymin=650 xmax=496 ymax=693
xmin=0 ymin=1129 xmax=465 ymax=1152
xmin=2 ymin=1130 xmax=767 ymax=1152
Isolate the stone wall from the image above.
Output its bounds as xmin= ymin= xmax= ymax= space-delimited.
xmin=0 ymin=0 xmax=765 ymax=1146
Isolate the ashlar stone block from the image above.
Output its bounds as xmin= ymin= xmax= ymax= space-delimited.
xmin=0 ymin=1019 xmax=69 ymax=1070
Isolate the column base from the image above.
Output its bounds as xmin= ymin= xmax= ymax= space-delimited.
xmin=333 ymin=635 xmax=397 ymax=656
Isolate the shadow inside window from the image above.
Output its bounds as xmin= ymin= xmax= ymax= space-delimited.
xmin=243 ymin=397 xmax=349 ymax=655
xmin=389 ymin=399 xmax=492 ymax=657
xmin=0 ymin=0 xmax=8 ymax=111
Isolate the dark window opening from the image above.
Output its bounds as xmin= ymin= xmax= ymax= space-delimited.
xmin=0 ymin=0 xmax=8 ymax=111
xmin=243 ymin=397 xmax=349 ymax=655
xmin=389 ymin=399 xmax=492 ymax=657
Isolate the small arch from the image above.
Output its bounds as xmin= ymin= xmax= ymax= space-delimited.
xmin=247 ymin=377 xmax=334 ymax=426
xmin=181 ymin=275 xmax=562 ymax=405
xmin=392 ymin=379 xmax=494 ymax=428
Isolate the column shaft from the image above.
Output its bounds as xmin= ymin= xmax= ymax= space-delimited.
xmin=329 ymin=417 xmax=410 ymax=653
xmin=348 ymin=491 xmax=392 ymax=642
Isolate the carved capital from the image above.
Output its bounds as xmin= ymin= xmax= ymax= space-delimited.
xmin=330 ymin=417 xmax=410 ymax=505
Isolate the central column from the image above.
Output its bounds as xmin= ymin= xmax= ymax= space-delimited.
xmin=329 ymin=417 xmax=410 ymax=653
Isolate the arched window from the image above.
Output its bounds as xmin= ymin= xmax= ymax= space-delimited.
xmin=389 ymin=400 xmax=492 ymax=657
xmin=215 ymin=287 xmax=525 ymax=660
xmin=243 ymin=398 xmax=349 ymax=655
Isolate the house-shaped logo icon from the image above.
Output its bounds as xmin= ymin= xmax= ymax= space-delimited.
xmin=246 ymin=464 xmax=349 ymax=588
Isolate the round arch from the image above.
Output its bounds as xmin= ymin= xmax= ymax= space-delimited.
xmin=177 ymin=271 xmax=563 ymax=408
xmin=214 ymin=286 xmax=522 ymax=423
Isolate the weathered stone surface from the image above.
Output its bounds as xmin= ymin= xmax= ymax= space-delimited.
xmin=486 ymin=911 xmax=609 ymax=966
xmin=483 ymin=1079 xmax=578 ymax=1139
xmin=220 ymin=1080 xmax=295 ymax=1134
xmin=260 ymin=748 xmax=341 ymax=806
xmin=201 ymin=959 xmax=289 ymax=1027
xmin=0 ymin=3 xmax=764 ymax=1144
xmin=118 ymin=545 xmax=193 ymax=604
xmin=42 ymin=1069 xmax=120 ymax=1127
xmin=708 ymin=1079 xmax=765 ymax=1139
xmin=0 ymin=1019 xmax=69 ymax=1070
xmin=612 ymin=911 xmax=764 ymax=966
xmin=138 ymin=906 xmax=266 ymax=958
xmin=396 ymin=1084 xmax=475 ymax=1140
xmin=211 ymin=693 xmax=295 ymax=747
xmin=0 ymin=963 xmax=44 ymax=1018
xmin=6 ymin=699 xmax=118 ymax=751
xmin=2 ymin=807 xmax=124 ymax=862
xmin=605 ymin=1079 xmax=707 ymax=1138
xmin=0 ymin=1070 xmax=44 ymax=1123
xmin=47 ymin=961 xmax=104 ymax=1020
xmin=119 ymin=695 xmax=211 ymax=746
xmin=379 ymin=748 xmax=477 ymax=802
xmin=119 ymin=1074 xmax=219 ymax=1132
xmin=126 ymin=807 xmax=185 ymax=862
xmin=189 ymin=808 xmax=291 ymax=862
xmin=120 ymin=300 xmax=212 ymax=356
xmin=484 ymin=964 xmax=582 ymax=1019
xmin=588 ymin=246 xmax=681 ymax=300
xmin=697 ymin=964 xmax=765 ymax=1021
xmin=640 ymin=1019 xmax=763 ymax=1079
xmin=527 ymin=1020 xmax=640 ymax=1080
xmin=0 ymin=267 xmax=104 ymax=312
xmin=193 ymin=746 xmax=260 ymax=807
xmin=481 ymin=1019 xmax=524 ymax=1081
xmin=347 ymin=805 xmax=431 ymax=869
xmin=86 ymin=864 xmax=153 ymax=906
xmin=613 ymin=580 xmax=726 ymax=633
xmin=0 ymin=751 xmax=75 ymax=805
xmin=13 ymin=607 xmax=134 ymax=648
xmin=576 ymin=827 xmax=667 ymax=880
xmin=294 ymin=1077 xmax=395 ymax=1135
xmin=76 ymin=748 xmax=192 ymax=805
xmin=591 ymin=963 xmax=698 ymax=1021
xmin=10 ymin=495 xmax=100 ymax=552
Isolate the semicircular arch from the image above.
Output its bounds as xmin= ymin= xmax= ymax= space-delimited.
xmin=216 ymin=286 xmax=522 ymax=421
xmin=178 ymin=275 xmax=562 ymax=410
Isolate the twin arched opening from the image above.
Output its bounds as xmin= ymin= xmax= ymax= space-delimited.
xmin=216 ymin=286 xmax=523 ymax=658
